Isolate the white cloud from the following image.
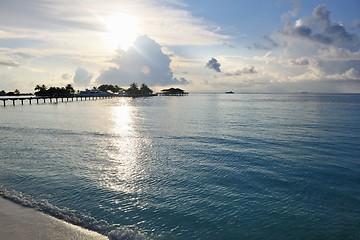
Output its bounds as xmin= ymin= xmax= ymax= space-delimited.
xmin=97 ymin=35 xmax=189 ymax=86
xmin=0 ymin=0 xmax=228 ymax=48
xmin=343 ymin=68 xmax=360 ymax=79
xmin=318 ymin=47 xmax=360 ymax=61
xmin=328 ymin=68 xmax=360 ymax=80
xmin=254 ymin=51 xmax=278 ymax=64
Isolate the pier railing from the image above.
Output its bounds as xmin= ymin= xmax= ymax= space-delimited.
xmin=1 ymin=92 xmax=189 ymax=106
xmin=0 ymin=95 xmax=114 ymax=106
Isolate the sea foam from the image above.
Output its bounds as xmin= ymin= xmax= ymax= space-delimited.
xmin=0 ymin=186 xmax=146 ymax=240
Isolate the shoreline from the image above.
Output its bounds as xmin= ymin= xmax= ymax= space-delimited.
xmin=0 ymin=197 xmax=107 ymax=240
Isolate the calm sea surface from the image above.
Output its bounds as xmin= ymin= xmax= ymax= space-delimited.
xmin=1 ymin=94 xmax=360 ymax=239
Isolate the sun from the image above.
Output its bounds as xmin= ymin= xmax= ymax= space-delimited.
xmin=101 ymin=14 xmax=139 ymax=51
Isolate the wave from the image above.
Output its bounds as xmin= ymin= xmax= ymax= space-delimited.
xmin=0 ymin=186 xmax=147 ymax=240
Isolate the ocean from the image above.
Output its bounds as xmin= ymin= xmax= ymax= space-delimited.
xmin=1 ymin=93 xmax=360 ymax=239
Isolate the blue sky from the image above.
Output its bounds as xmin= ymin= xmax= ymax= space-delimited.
xmin=1 ymin=0 xmax=360 ymax=93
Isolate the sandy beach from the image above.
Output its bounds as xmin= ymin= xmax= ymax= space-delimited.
xmin=0 ymin=197 xmax=107 ymax=240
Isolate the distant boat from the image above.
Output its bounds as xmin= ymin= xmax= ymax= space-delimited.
xmin=225 ymin=91 xmax=234 ymax=94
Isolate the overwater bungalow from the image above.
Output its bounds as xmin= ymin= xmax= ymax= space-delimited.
xmin=158 ymin=88 xmax=189 ymax=96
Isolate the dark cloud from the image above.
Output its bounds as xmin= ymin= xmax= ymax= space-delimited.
xmin=0 ymin=60 xmax=20 ymax=67
xmin=247 ymin=42 xmax=271 ymax=50
xmin=313 ymin=5 xmax=330 ymax=23
xmin=97 ymin=35 xmax=189 ymax=86
xmin=206 ymin=58 xmax=221 ymax=72
xmin=242 ymin=65 xmax=257 ymax=74
xmin=248 ymin=36 xmax=278 ymax=50
xmin=225 ymin=66 xmax=257 ymax=76
xmin=263 ymin=36 xmax=279 ymax=48
xmin=225 ymin=70 xmax=241 ymax=77
xmin=325 ymin=24 xmax=357 ymax=44
xmin=353 ymin=19 xmax=360 ymax=29
xmin=223 ymin=42 xmax=235 ymax=48
xmin=312 ymin=33 xmax=333 ymax=44
xmin=281 ymin=5 xmax=360 ymax=51
xmin=73 ymin=67 xmax=93 ymax=86
xmin=294 ymin=26 xmax=312 ymax=37
xmin=173 ymin=77 xmax=190 ymax=85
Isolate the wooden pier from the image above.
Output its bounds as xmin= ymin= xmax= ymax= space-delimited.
xmin=1 ymin=95 xmax=115 ymax=106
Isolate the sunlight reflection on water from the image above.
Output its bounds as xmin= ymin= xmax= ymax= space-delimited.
xmin=98 ymin=100 xmax=148 ymax=196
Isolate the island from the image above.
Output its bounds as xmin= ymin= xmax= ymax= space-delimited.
xmin=1 ymin=84 xmax=189 ymax=106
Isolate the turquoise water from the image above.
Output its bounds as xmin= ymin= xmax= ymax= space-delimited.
xmin=1 ymin=94 xmax=360 ymax=239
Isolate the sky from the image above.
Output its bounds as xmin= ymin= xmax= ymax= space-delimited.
xmin=1 ymin=0 xmax=360 ymax=93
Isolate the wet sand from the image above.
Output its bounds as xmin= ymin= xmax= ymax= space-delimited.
xmin=0 ymin=197 xmax=107 ymax=240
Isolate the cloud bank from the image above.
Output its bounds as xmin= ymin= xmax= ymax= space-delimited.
xmin=270 ymin=4 xmax=360 ymax=88
xmin=225 ymin=66 xmax=257 ymax=76
xmin=97 ymin=35 xmax=189 ymax=86
xmin=279 ymin=5 xmax=359 ymax=51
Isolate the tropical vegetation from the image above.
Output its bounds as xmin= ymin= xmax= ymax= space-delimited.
xmin=34 ymin=84 xmax=75 ymax=97
xmin=125 ymin=82 xmax=153 ymax=96
xmin=96 ymin=84 xmax=124 ymax=93
xmin=32 ymin=82 xmax=154 ymax=97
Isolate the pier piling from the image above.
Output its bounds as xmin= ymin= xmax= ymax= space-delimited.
xmin=1 ymin=94 xmax=118 ymax=107
xmin=1 ymin=93 xmax=159 ymax=107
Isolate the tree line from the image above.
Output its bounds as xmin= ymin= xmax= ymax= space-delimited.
xmin=1 ymin=83 xmax=154 ymax=97
xmin=34 ymin=84 xmax=75 ymax=97
xmin=33 ymin=83 xmax=153 ymax=97
xmin=89 ymin=83 xmax=153 ymax=95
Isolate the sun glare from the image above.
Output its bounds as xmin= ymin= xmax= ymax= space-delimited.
xmin=101 ymin=14 xmax=139 ymax=50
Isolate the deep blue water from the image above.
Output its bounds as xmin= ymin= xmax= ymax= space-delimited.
xmin=1 ymin=94 xmax=360 ymax=239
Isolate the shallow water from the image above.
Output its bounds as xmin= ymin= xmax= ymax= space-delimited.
xmin=1 ymin=94 xmax=360 ymax=239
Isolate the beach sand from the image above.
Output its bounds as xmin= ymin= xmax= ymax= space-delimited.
xmin=0 ymin=197 xmax=107 ymax=240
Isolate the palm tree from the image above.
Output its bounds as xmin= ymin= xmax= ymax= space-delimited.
xmin=34 ymin=84 xmax=47 ymax=92
xmin=127 ymin=82 xmax=139 ymax=95
xmin=129 ymin=82 xmax=138 ymax=90
xmin=34 ymin=84 xmax=48 ymax=96
xmin=65 ymin=84 xmax=75 ymax=94
xmin=140 ymin=83 xmax=153 ymax=95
